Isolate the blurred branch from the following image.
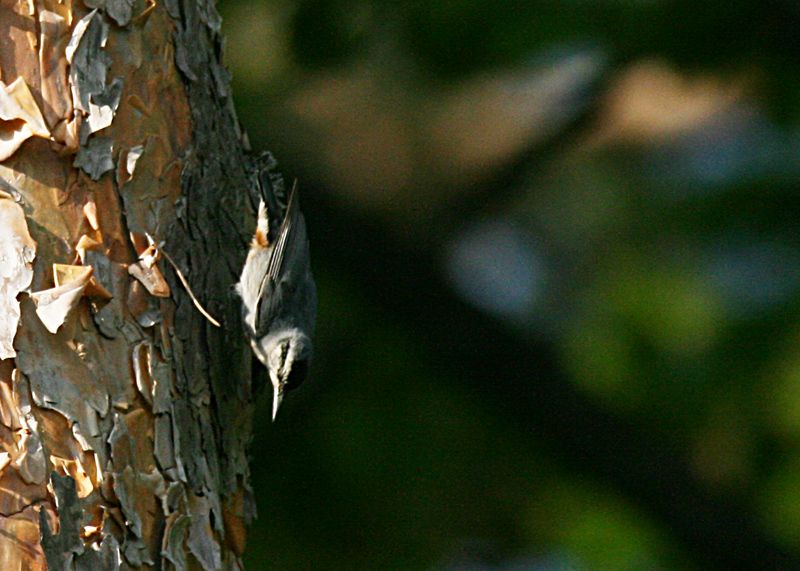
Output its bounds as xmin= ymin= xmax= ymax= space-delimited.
xmin=432 ymin=65 xmax=611 ymax=233
xmin=307 ymin=189 xmax=800 ymax=570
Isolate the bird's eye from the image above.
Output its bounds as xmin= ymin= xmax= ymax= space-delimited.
xmin=285 ymin=358 xmax=309 ymax=391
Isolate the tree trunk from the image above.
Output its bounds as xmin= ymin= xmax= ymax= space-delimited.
xmin=0 ymin=0 xmax=260 ymax=568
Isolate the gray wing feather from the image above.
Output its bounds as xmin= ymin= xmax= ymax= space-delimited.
xmin=254 ymin=183 xmax=306 ymax=337
xmin=267 ymin=181 xmax=299 ymax=282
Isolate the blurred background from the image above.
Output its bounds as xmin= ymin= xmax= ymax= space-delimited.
xmin=217 ymin=1 xmax=800 ymax=569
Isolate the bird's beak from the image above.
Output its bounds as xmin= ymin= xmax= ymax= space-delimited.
xmin=272 ymin=387 xmax=284 ymax=422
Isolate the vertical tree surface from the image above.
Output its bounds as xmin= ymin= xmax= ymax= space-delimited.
xmin=0 ymin=0 xmax=261 ymax=568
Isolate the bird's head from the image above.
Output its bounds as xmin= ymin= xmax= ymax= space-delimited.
xmin=252 ymin=328 xmax=312 ymax=421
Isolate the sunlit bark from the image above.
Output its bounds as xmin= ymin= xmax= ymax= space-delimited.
xmin=0 ymin=0 xmax=257 ymax=568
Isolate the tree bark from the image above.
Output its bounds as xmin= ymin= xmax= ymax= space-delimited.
xmin=0 ymin=0 xmax=259 ymax=568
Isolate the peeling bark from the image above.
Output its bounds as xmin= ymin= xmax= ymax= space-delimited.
xmin=0 ymin=0 xmax=262 ymax=568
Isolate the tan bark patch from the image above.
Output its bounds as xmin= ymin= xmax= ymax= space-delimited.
xmin=0 ymin=196 xmax=36 ymax=359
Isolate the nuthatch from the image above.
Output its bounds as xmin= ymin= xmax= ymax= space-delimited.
xmin=237 ymin=166 xmax=317 ymax=421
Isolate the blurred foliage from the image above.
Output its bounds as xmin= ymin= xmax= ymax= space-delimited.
xmin=217 ymin=0 xmax=800 ymax=569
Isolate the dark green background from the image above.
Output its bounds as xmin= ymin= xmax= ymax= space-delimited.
xmin=217 ymin=1 xmax=800 ymax=568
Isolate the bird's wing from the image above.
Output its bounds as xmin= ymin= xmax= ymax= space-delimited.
xmin=253 ymin=182 xmax=304 ymax=336
xmin=267 ymin=180 xmax=300 ymax=283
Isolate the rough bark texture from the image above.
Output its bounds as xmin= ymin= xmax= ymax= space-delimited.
xmin=0 ymin=0 xmax=259 ymax=568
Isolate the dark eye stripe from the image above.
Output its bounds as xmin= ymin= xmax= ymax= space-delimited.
xmin=285 ymin=359 xmax=309 ymax=391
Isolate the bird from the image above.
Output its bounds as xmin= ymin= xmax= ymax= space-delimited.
xmin=237 ymin=169 xmax=317 ymax=421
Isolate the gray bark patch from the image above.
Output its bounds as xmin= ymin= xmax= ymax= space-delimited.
xmin=74 ymin=136 xmax=114 ymax=180
xmin=39 ymin=472 xmax=84 ymax=571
